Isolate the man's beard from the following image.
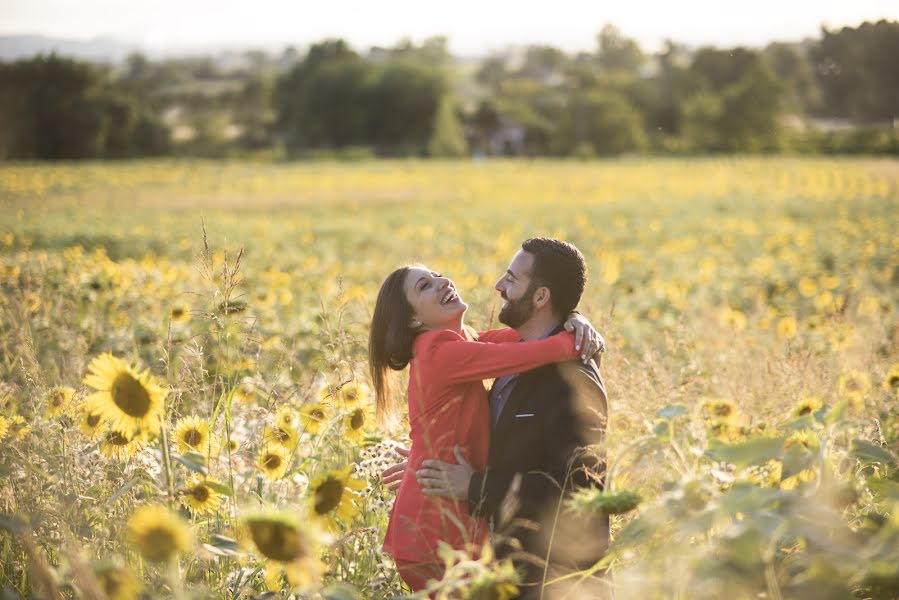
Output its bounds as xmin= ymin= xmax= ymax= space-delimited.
xmin=498 ymin=283 xmax=537 ymax=328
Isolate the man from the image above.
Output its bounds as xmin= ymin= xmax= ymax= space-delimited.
xmin=384 ymin=238 xmax=610 ymax=599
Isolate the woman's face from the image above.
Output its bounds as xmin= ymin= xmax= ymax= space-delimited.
xmin=403 ymin=266 xmax=468 ymax=331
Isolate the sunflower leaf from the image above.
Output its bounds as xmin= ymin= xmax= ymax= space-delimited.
xmin=824 ymin=399 xmax=849 ymax=426
xmin=0 ymin=513 xmax=27 ymax=534
xmin=777 ymin=415 xmax=815 ymax=431
xmin=173 ymin=452 xmax=208 ymax=475
xmin=106 ymin=476 xmax=142 ymax=506
xmin=705 ymin=437 xmax=785 ymax=470
xmin=851 ymin=439 xmax=897 ymax=467
xmin=203 ymin=534 xmax=240 ymax=556
xmin=205 ymin=481 xmax=234 ymax=497
xmin=656 ymin=404 xmax=687 ymax=420
xmin=867 ymin=477 xmax=899 ymax=501
xmin=780 ymin=445 xmax=815 ymax=480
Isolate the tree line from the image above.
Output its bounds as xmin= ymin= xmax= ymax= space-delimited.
xmin=0 ymin=21 xmax=897 ymax=160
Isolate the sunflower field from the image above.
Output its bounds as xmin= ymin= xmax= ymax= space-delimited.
xmin=0 ymin=157 xmax=898 ymax=599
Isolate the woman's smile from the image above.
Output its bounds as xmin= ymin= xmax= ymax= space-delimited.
xmin=440 ymin=288 xmax=460 ymax=305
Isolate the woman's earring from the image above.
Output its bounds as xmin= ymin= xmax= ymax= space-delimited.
xmin=411 ymin=320 xmax=422 ymax=328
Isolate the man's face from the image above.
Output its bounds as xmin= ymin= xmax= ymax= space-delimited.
xmin=495 ymin=250 xmax=539 ymax=328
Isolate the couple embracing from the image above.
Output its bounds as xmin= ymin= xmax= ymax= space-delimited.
xmin=369 ymin=238 xmax=610 ymax=599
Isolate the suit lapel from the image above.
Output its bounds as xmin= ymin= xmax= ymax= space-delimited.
xmin=492 ymin=367 xmax=543 ymax=439
xmin=491 ymin=324 xmax=565 ymax=443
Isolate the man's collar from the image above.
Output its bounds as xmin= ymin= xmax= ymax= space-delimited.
xmin=514 ymin=319 xmax=565 ymax=342
xmin=541 ymin=321 xmax=564 ymax=339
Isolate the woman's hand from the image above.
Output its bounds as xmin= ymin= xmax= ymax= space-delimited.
xmin=563 ymin=313 xmax=605 ymax=363
xmin=381 ymin=445 xmax=411 ymax=492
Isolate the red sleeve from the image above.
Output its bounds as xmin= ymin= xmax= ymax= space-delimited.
xmin=476 ymin=327 xmax=520 ymax=343
xmin=423 ymin=330 xmax=577 ymax=385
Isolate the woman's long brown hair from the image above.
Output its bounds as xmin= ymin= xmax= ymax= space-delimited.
xmin=368 ymin=266 xmax=420 ymax=423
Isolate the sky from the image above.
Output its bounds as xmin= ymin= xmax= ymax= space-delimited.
xmin=2 ymin=0 xmax=898 ymax=55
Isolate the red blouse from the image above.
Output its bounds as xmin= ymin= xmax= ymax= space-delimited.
xmin=382 ymin=326 xmax=578 ymax=563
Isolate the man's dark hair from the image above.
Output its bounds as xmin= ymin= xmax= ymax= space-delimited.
xmin=521 ymin=238 xmax=587 ymax=317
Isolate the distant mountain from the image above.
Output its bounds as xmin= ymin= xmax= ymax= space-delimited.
xmin=0 ymin=34 xmax=141 ymax=62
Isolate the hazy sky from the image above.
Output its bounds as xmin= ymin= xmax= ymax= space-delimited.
xmin=2 ymin=0 xmax=897 ymax=54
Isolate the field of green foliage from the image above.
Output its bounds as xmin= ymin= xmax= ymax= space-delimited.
xmin=1 ymin=157 xmax=898 ymax=599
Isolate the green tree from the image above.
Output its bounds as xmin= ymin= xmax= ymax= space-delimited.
xmin=597 ymin=24 xmax=644 ymax=74
xmin=555 ymin=91 xmax=647 ymax=156
xmin=366 ymin=59 xmax=447 ymax=154
xmin=469 ymin=100 xmax=501 ymax=154
xmin=682 ymin=92 xmax=724 ymax=151
xmin=642 ymin=40 xmax=703 ymax=138
xmin=275 ymin=39 xmax=363 ymax=152
xmin=763 ymin=42 xmax=821 ymax=114
xmin=690 ymin=47 xmax=762 ymax=91
xmin=0 ymin=54 xmax=168 ymax=159
xmin=234 ymin=75 xmax=276 ymax=149
xmin=811 ymin=20 xmax=899 ymax=122
xmin=427 ymin=96 xmax=468 ymax=157
xmin=683 ymin=64 xmax=784 ymax=152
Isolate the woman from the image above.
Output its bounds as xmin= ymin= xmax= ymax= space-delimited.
xmin=368 ymin=265 xmax=600 ymax=591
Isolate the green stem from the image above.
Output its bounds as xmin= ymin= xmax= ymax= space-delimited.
xmin=160 ymin=423 xmax=176 ymax=507
xmin=167 ymin=558 xmax=186 ymax=600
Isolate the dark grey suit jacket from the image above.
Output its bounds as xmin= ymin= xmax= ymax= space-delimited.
xmin=467 ymin=329 xmax=610 ymax=596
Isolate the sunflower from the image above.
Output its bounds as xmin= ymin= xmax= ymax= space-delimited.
xmin=746 ymin=459 xmax=783 ymax=488
xmin=838 ymin=370 xmax=870 ymax=402
xmin=44 ymin=386 xmax=75 ymax=419
xmin=342 ymin=406 xmax=373 ymax=444
xmin=169 ymin=305 xmax=191 ymax=324
xmin=77 ymin=407 xmax=106 ymax=440
xmin=257 ymin=444 xmax=291 ymax=480
xmin=93 ymin=563 xmax=141 ymax=600
xmin=240 ymin=511 xmax=323 ymax=589
xmin=776 ymin=316 xmax=797 ymax=340
xmin=441 ymin=543 xmax=520 ymax=600
xmin=226 ymin=438 xmax=240 ymax=454
xmin=827 ymin=327 xmax=853 ymax=352
xmin=299 ymin=403 xmax=330 ymax=435
xmin=127 ymin=505 xmax=192 ymax=563
xmin=83 ymin=353 xmax=167 ymax=438
xmin=718 ymin=308 xmax=747 ymax=331
xmin=798 ymin=277 xmax=817 ymax=298
xmin=233 ymin=379 xmax=257 ymax=404
xmin=25 ymin=291 xmax=41 ymax=313
xmin=785 ymin=430 xmax=820 ymax=452
xmin=337 ymin=381 xmax=369 ymax=407
xmin=315 ymin=384 xmax=333 ymax=403
xmin=180 ymin=475 xmax=224 ymax=515
xmin=263 ymin=423 xmax=298 ymax=450
xmin=0 ymin=415 xmax=9 ymax=442
xmin=815 ymin=291 xmax=835 ymax=313
xmin=274 ymin=405 xmax=297 ymax=430
xmin=883 ymin=364 xmax=899 ymax=392
xmin=307 ymin=465 xmax=365 ymax=531
xmin=793 ymin=396 xmax=823 ymax=418
xmin=173 ymin=415 xmax=214 ymax=454
xmin=100 ymin=430 xmax=145 ymax=460
xmin=6 ymin=415 xmax=29 ymax=440
xmin=701 ymin=398 xmax=739 ymax=425
xmin=465 ymin=562 xmax=520 ymax=600
xmin=780 ymin=467 xmax=817 ymax=491
xmin=236 ymin=357 xmax=256 ymax=371
xmin=707 ymin=421 xmax=743 ymax=442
